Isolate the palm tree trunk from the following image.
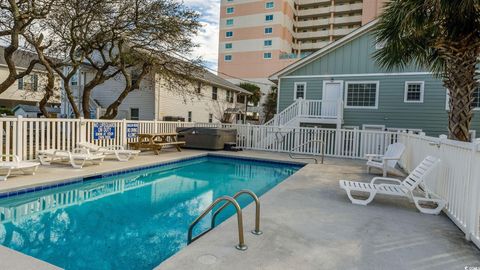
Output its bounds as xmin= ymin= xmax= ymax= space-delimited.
xmin=438 ymin=40 xmax=479 ymax=142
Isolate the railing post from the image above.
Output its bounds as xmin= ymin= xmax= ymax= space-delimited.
xmin=79 ymin=117 xmax=87 ymax=143
xmin=16 ymin=115 xmax=24 ymax=161
xmin=122 ymin=119 xmax=128 ymax=147
xmin=465 ymin=141 xmax=479 ymax=241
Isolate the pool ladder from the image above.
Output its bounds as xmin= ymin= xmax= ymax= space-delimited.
xmin=187 ymin=190 xmax=262 ymax=251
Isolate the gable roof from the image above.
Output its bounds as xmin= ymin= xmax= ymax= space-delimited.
xmin=13 ymin=104 xmax=61 ymax=114
xmin=194 ymin=69 xmax=251 ymax=95
xmin=269 ymin=19 xmax=379 ymax=81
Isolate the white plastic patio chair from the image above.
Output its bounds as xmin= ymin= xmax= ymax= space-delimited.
xmin=77 ymin=142 xmax=140 ymax=162
xmin=0 ymin=155 xmax=40 ymax=181
xmin=339 ymin=156 xmax=446 ymax=215
xmin=38 ymin=148 xmax=105 ymax=169
xmin=366 ymin=142 xmax=405 ymax=176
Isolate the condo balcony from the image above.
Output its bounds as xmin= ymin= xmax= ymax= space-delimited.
xmin=295 ymin=29 xmax=330 ymax=39
xmin=297 ymin=41 xmax=331 ymax=50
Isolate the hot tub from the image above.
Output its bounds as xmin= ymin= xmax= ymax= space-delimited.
xmin=176 ymin=127 xmax=237 ymax=150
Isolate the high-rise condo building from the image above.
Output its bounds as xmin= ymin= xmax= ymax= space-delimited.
xmin=218 ymin=0 xmax=385 ymax=120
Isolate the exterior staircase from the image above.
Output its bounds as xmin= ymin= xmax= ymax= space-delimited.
xmin=265 ymin=98 xmax=343 ymax=128
xmin=258 ymin=98 xmax=344 ymax=149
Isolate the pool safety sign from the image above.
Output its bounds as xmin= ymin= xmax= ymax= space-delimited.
xmin=93 ymin=122 xmax=116 ymax=140
xmin=127 ymin=123 xmax=139 ymax=138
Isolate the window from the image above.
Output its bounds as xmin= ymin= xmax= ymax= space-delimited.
xmin=209 ymin=113 xmax=213 ymax=123
xmin=473 ymin=87 xmax=480 ymax=109
xmin=345 ymin=81 xmax=379 ymax=109
xmin=264 ymin=27 xmax=273 ymax=34
xmin=226 ymin=90 xmax=234 ymax=103
xmin=225 ymin=43 xmax=233 ymax=49
xmin=263 ymin=52 xmax=272 ymax=59
xmin=224 ymin=54 xmax=232 ymax=61
xmin=404 ymin=81 xmax=424 ymax=103
xmin=212 ymin=87 xmax=218 ymax=100
xmin=131 ymin=72 xmax=140 ymax=88
xmin=226 ymin=7 xmax=234 ymax=14
xmin=187 ymin=111 xmax=192 ymax=122
xmin=265 ymin=1 xmax=274 ymax=9
xmin=294 ymin=82 xmax=306 ymax=100
xmin=130 ymin=108 xmax=139 ymax=120
xmin=226 ymin=19 xmax=234 ymax=26
xmin=265 ymin=14 xmax=274 ymax=21
xmin=71 ymin=74 xmax=78 ymax=86
xmin=225 ymin=31 xmax=233 ymax=38
xmin=18 ymin=77 xmax=23 ymax=90
xmin=196 ymin=81 xmax=202 ymax=93
xmin=237 ymin=94 xmax=245 ymax=104
xmin=264 ymin=40 xmax=272 ymax=46
xmin=18 ymin=74 xmax=38 ymax=91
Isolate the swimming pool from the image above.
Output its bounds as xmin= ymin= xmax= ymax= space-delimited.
xmin=0 ymin=155 xmax=302 ymax=269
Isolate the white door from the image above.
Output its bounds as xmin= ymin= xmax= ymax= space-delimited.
xmin=322 ymin=81 xmax=342 ymax=117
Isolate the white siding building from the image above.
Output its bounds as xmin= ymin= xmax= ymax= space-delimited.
xmin=0 ymin=47 xmax=61 ymax=113
xmin=63 ymin=66 xmax=251 ymax=123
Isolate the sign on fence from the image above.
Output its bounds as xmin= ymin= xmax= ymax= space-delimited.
xmin=127 ymin=123 xmax=139 ymax=139
xmin=93 ymin=122 xmax=116 ymax=140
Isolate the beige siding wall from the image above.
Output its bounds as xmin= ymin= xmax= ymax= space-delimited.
xmin=89 ymin=73 xmax=156 ymax=120
xmin=157 ymin=77 xmax=241 ymax=123
xmin=0 ymin=66 xmax=61 ymax=108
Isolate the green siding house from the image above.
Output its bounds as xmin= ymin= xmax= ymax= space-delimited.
xmin=269 ymin=20 xmax=480 ymax=138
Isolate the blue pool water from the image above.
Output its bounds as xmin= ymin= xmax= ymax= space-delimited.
xmin=0 ymin=156 xmax=302 ymax=269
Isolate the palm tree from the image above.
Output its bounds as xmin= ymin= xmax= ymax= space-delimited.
xmin=374 ymin=0 xmax=480 ymax=141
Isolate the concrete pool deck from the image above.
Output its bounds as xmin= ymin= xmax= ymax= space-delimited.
xmin=0 ymin=150 xmax=479 ymax=269
xmin=159 ymin=153 xmax=480 ymax=270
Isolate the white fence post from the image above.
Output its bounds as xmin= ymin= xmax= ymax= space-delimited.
xmin=16 ymin=115 xmax=23 ymax=161
xmin=122 ymin=119 xmax=128 ymax=147
xmin=79 ymin=117 xmax=86 ymax=143
xmin=466 ymin=141 xmax=480 ymax=241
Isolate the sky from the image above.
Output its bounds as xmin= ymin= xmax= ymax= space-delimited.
xmin=183 ymin=0 xmax=221 ymax=72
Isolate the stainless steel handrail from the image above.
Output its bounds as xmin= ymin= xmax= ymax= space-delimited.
xmin=211 ymin=190 xmax=262 ymax=235
xmin=187 ymin=196 xmax=247 ymax=251
xmin=289 ymin=139 xmax=325 ymax=164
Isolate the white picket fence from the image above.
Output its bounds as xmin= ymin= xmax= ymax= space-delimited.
xmin=0 ymin=116 xmax=479 ymax=249
xmin=398 ymin=133 xmax=480 ymax=247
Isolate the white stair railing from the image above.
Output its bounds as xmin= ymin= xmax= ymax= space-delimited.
xmin=265 ymin=99 xmax=343 ymax=127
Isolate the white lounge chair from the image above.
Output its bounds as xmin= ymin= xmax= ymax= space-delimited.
xmin=340 ymin=156 xmax=446 ymax=214
xmin=38 ymin=149 xmax=105 ymax=169
xmin=0 ymin=155 xmax=40 ymax=181
xmin=366 ymin=142 xmax=405 ymax=176
xmin=77 ymin=142 xmax=140 ymax=162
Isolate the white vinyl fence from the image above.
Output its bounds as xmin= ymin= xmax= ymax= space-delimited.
xmin=398 ymin=133 xmax=480 ymax=247
xmin=0 ymin=116 xmax=479 ymax=249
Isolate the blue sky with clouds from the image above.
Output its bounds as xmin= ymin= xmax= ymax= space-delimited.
xmin=183 ymin=0 xmax=221 ymax=72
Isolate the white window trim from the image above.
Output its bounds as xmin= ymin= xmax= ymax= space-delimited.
xmin=264 ymin=40 xmax=272 ymax=47
xmin=344 ymin=81 xmax=380 ymax=109
xmin=294 ymin=82 xmax=307 ymax=100
xmin=404 ymin=81 xmax=424 ymax=103
xmin=226 ymin=19 xmax=234 ymax=26
xmin=225 ymin=43 xmax=233 ymax=50
xmin=265 ymin=14 xmax=274 ymax=22
xmin=446 ymin=89 xmax=480 ymax=111
xmin=264 ymin=27 xmax=273 ymax=35
xmin=263 ymin=52 xmax=272 ymax=59
xmin=265 ymin=2 xmax=274 ymax=9
xmin=362 ymin=124 xmax=385 ymax=131
xmin=225 ymin=31 xmax=233 ymax=38
xmin=226 ymin=7 xmax=234 ymax=14
xmin=224 ymin=54 xmax=232 ymax=62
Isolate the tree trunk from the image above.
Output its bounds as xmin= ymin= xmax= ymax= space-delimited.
xmin=438 ymin=40 xmax=479 ymax=142
xmin=63 ymin=83 xmax=81 ymax=118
